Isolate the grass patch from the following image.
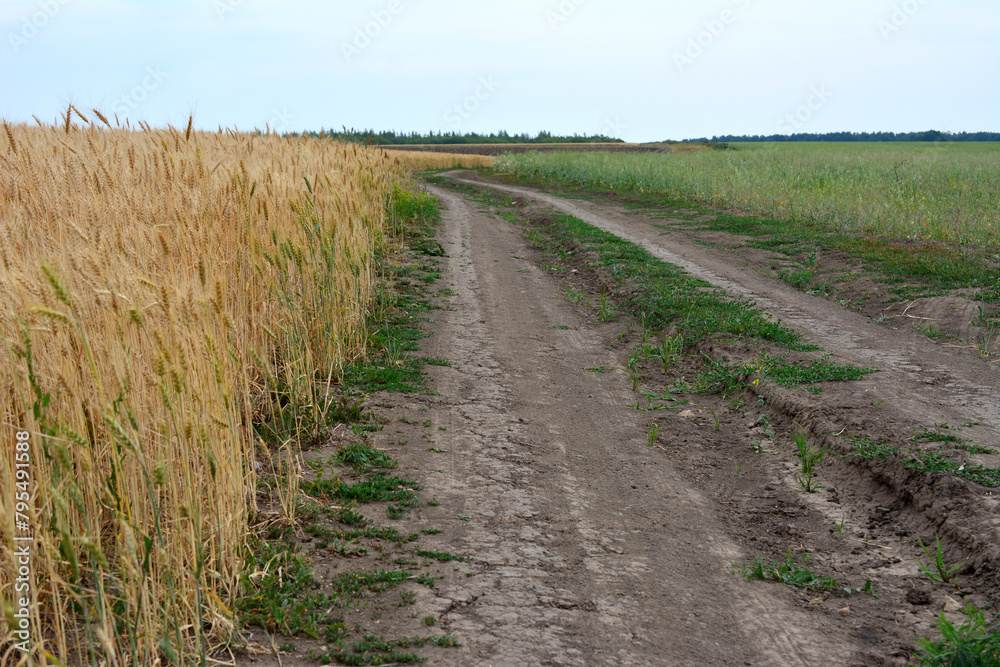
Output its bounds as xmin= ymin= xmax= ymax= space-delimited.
xmin=735 ymin=549 xmax=836 ymax=591
xmin=237 ymin=542 xmax=408 ymax=640
xmin=302 ymin=472 xmax=421 ymax=504
xmin=416 ymin=550 xmax=471 ymax=563
xmin=513 ymin=208 xmax=813 ymax=349
xmin=310 ymin=634 xmax=460 ymax=666
xmin=696 ymin=353 xmax=877 ymax=396
xmin=916 ymin=605 xmax=1000 ymax=666
xmin=905 ymin=450 xmax=1000 ymax=488
xmin=335 ymin=442 xmax=397 ymax=473
xmin=845 ymin=436 xmax=899 ymax=460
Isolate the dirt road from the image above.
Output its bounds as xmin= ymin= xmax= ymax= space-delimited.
xmin=242 ymin=173 xmax=999 ymax=666
xmin=396 ymin=184 xmax=890 ymax=666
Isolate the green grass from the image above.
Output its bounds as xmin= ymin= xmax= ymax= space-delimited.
xmin=845 ymin=435 xmax=899 ymax=460
xmin=917 ymin=533 xmax=964 ymax=584
xmin=237 ymin=541 xmax=410 ymax=640
xmin=335 ymin=442 xmax=397 ymax=472
xmin=492 ymin=146 xmax=1000 ymax=301
xmin=309 ymin=634 xmax=460 ymax=666
xmin=916 ymin=605 xmax=1000 ymax=666
xmin=696 ymin=352 xmax=877 ymax=396
xmin=520 ymin=210 xmax=813 ymax=349
xmin=905 ymin=450 xmax=1000 ymax=488
xmin=735 ymin=549 xmax=836 ymax=591
xmin=415 ymin=550 xmax=471 ymax=563
xmin=303 ymin=472 xmax=421 ymax=504
xmin=493 ymin=143 xmax=1000 ymax=249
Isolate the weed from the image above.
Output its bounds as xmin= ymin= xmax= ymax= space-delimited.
xmin=456 ymin=514 xmax=470 ymax=521
xmin=794 ymin=430 xmax=827 ymax=492
xmin=915 ymin=604 xmax=1000 ymax=665
xmin=398 ymin=591 xmax=417 ymax=607
xmin=415 ymin=573 xmax=437 ymax=587
xmin=710 ymin=409 xmax=721 ymax=432
xmin=905 ymin=450 xmax=1000 ymax=488
xmin=336 ymin=442 xmax=397 ymax=472
xmin=416 ymin=550 xmax=470 ymax=563
xmin=736 ymin=549 xmax=836 ymax=591
xmin=843 ymin=580 xmax=876 ymax=597
xmin=912 ymin=428 xmax=966 ymax=445
xmin=586 ymin=366 xmax=607 ymax=373
xmin=845 ymin=435 xmax=898 ymax=460
xmin=648 ymin=422 xmax=660 ymax=447
xmin=957 ymin=443 xmax=999 ymax=455
xmin=303 ymin=472 xmax=420 ymax=504
xmin=917 ymin=533 xmax=964 ymax=584
xmin=913 ymin=322 xmax=948 ymax=339
xmin=598 ymin=291 xmax=617 ymax=322
xmin=835 ymin=515 xmax=846 ymax=540
xmin=420 ymin=528 xmax=444 ymax=535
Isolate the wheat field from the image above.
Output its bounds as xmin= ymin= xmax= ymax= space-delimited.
xmin=388 ymin=148 xmax=493 ymax=170
xmin=0 ymin=111 xmax=408 ymax=664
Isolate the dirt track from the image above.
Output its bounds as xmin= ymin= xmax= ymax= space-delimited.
xmin=241 ymin=172 xmax=1000 ymax=666
xmin=406 ymin=184 xmax=875 ymax=666
xmin=410 ymin=173 xmax=999 ymax=665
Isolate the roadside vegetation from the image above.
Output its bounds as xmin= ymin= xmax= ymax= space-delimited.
xmin=0 ymin=112 xmax=445 ymax=664
xmin=493 ymin=143 xmax=1000 ymax=248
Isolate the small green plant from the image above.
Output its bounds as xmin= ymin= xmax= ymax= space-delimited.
xmin=957 ymin=443 xmax=999 ymax=455
xmin=913 ymin=321 xmax=947 ymax=339
xmin=585 ymin=366 xmax=606 ymax=373
xmin=598 ymin=291 xmax=617 ymax=322
xmin=625 ymin=363 xmax=642 ymax=391
xmin=710 ymin=409 xmax=721 ymax=432
xmin=793 ymin=429 xmax=827 ymax=492
xmin=916 ymin=604 xmax=1000 ymax=666
xmin=845 ymin=435 xmax=898 ymax=460
xmin=733 ymin=461 xmax=740 ymax=477
xmin=735 ymin=549 xmax=836 ymax=591
xmin=835 ymin=514 xmax=846 ymax=541
xmin=917 ymin=533 xmax=964 ymax=584
xmin=843 ymin=580 xmax=876 ymax=597
xmin=397 ymin=590 xmax=417 ymax=607
xmin=416 ymin=550 xmax=470 ymax=563
xmin=456 ymin=514 xmax=470 ymax=521
xmin=648 ymin=421 xmax=660 ymax=447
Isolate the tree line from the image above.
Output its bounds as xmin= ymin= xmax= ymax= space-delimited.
xmin=683 ymin=130 xmax=1000 ymax=143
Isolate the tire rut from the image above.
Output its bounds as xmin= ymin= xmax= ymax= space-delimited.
xmin=421 ymin=185 xmax=862 ymax=666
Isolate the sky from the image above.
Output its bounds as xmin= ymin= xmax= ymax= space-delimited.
xmin=1 ymin=0 xmax=998 ymax=142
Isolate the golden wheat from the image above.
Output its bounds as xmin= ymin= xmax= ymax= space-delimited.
xmin=0 ymin=116 xmax=404 ymax=664
xmin=388 ymin=149 xmax=493 ymax=170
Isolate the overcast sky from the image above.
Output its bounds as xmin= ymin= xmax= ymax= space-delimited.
xmin=1 ymin=0 xmax=997 ymax=141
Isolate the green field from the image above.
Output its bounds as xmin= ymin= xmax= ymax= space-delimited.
xmin=493 ymin=143 xmax=1000 ymax=249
